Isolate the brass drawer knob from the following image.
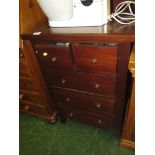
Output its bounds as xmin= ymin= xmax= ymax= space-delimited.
xmin=98 ymin=120 xmax=102 ymax=124
xmin=96 ymin=103 xmax=101 ymax=108
xmin=92 ymin=58 xmax=97 ymax=64
xmin=43 ymin=52 xmax=48 ymax=56
xmin=95 ymin=83 xmax=100 ymax=88
xmin=24 ymin=105 xmax=30 ymax=111
xmin=70 ymin=113 xmax=73 ymax=117
xmin=66 ymin=97 xmax=71 ymax=102
xmin=61 ymin=79 xmax=66 ymax=84
xmin=51 ymin=57 xmax=57 ymax=62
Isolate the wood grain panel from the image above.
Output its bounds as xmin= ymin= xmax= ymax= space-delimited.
xmin=72 ymin=43 xmax=117 ymax=74
xmin=20 ymin=0 xmax=47 ymax=34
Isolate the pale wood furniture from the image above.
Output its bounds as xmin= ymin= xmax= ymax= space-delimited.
xmin=19 ymin=0 xmax=57 ymax=123
xmin=120 ymin=45 xmax=135 ymax=149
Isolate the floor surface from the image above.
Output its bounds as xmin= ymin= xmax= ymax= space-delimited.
xmin=19 ymin=112 xmax=134 ymax=155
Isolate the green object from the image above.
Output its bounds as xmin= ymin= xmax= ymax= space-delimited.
xmin=19 ymin=113 xmax=134 ymax=155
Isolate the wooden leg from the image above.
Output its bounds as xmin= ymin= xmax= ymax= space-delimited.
xmin=59 ymin=113 xmax=67 ymax=124
xmin=48 ymin=111 xmax=58 ymax=124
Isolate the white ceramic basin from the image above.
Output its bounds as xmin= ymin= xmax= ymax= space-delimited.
xmin=37 ymin=0 xmax=73 ymax=21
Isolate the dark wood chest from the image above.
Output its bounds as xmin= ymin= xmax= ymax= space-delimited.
xmin=21 ymin=21 xmax=134 ymax=133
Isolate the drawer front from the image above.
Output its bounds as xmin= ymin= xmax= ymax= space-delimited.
xmin=49 ymin=71 xmax=116 ymax=97
xmin=52 ymin=88 xmax=115 ymax=117
xmin=19 ymin=58 xmax=31 ymax=77
xmin=72 ymin=43 xmax=117 ymax=74
xmin=34 ymin=44 xmax=73 ymax=70
xmin=19 ymin=50 xmax=31 ymax=77
xmin=19 ymin=91 xmax=44 ymax=105
xmin=20 ymin=77 xmax=38 ymax=91
xmin=60 ymin=106 xmax=114 ymax=129
xmin=19 ymin=101 xmax=49 ymax=117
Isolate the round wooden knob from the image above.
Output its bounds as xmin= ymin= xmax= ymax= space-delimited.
xmin=20 ymin=53 xmax=23 ymax=57
xmin=95 ymin=83 xmax=100 ymax=89
xmin=51 ymin=57 xmax=57 ymax=62
xmin=98 ymin=120 xmax=102 ymax=124
xmin=96 ymin=103 xmax=101 ymax=108
xmin=61 ymin=79 xmax=66 ymax=84
xmin=66 ymin=97 xmax=71 ymax=102
xmin=24 ymin=105 xmax=30 ymax=111
xmin=70 ymin=113 xmax=73 ymax=117
xmin=19 ymin=94 xmax=24 ymax=100
xmin=92 ymin=58 xmax=97 ymax=64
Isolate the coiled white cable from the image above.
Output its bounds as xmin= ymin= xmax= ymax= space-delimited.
xmin=108 ymin=1 xmax=135 ymax=25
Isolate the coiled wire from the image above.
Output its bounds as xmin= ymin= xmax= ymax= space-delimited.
xmin=108 ymin=1 xmax=135 ymax=24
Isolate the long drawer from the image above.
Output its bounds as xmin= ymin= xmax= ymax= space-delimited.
xmin=19 ymin=100 xmax=49 ymax=118
xmin=19 ymin=57 xmax=31 ymax=77
xmin=19 ymin=50 xmax=31 ymax=77
xmin=72 ymin=43 xmax=117 ymax=74
xmin=52 ymin=88 xmax=115 ymax=117
xmin=48 ymin=71 xmax=116 ymax=97
xmin=19 ymin=90 xmax=44 ymax=105
xmin=59 ymin=106 xmax=114 ymax=129
xmin=20 ymin=76 xmax=38 ymax=91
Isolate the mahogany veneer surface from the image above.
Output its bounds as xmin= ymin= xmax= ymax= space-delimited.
xmin=21 ymin=21 xmax=134 ymax=133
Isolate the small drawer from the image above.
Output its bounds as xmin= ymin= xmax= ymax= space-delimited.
xmin=34 ymin=43 xmax=73 ymax=71
xmin=19 ymin=91 xmax=45 ymax=105
xmin=72 ymin=43 xmax=117 ymax=74
xmin=20 ymin=77 xmax=38 ymax=91
xmin=60 ymin=106 xmax=114 ymax=129
xmin=19 ymin=101 xmax=49 ymax=117
xmin=19 ymin=50 xmax=31 ymax=77
xmin=52 ymin=88 xmax=115 ymax=117
xmin=19 ymin=57 xmax=31 ymax=77
xmin=50 ymin=71 xmax=116 ymax=97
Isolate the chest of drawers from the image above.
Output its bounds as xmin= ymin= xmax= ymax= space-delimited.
xmin=21 ymin=21 xmax=134 ymax=133
xmin=19 ymin=42 xmax=57 ymax=123
xmin=19 ymin=0 xmax=58 ymax=123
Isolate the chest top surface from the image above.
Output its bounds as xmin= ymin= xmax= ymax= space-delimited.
xmin=21 ymin=21 xmax=135 ymax=43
